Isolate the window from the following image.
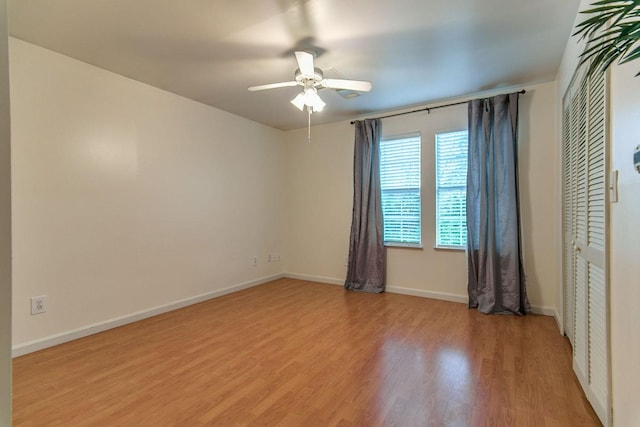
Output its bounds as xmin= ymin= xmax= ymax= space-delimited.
xmin=380 ymin=134 xmax=421 ymax=247
xmin=435 ymin=130 xmax=468 ymax=248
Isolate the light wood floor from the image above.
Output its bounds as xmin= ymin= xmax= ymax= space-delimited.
xmin=13 ymin=278 xmax=601 ymax=426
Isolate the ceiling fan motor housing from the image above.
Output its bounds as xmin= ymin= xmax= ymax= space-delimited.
xmin=295 ymin=67 xmax=324 ymax=87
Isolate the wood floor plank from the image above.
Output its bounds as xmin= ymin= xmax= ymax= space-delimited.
xmin=13 ymin=279 xmax=602 ymax=426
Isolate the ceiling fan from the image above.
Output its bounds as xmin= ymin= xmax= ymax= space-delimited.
xmin=248 ymin=51 xmax=372 ymax=114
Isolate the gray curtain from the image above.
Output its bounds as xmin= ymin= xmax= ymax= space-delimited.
xmin=467 ymin=93 xmax=530 ymax=315
xmin=344 ymin=119 xmax=385 ymax=293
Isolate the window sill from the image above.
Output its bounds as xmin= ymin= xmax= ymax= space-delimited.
xmin=434 ymin=245 xmax=465 ymax=251
xmin=384 ymin=243 xmax=423 ymax=249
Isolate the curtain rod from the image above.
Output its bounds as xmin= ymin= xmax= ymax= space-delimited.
xmin=350 ymin=90 xmax=526 ymax=124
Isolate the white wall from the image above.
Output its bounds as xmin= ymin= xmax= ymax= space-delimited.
xmin=0 ymin=1 xmax=11 ymax=425
xmin=10 ymin=38 xmax=285 ymax=350
xmin=284 ymin=81 xmax=560 ymax=313
xmin=609 ymin=61 xmax=640 ymax=427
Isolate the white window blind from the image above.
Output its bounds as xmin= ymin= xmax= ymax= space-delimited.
xmin=380 ymin=134 xmax=421 ymax=247
xmin=435 ymin=130 xmax=468 ymax=248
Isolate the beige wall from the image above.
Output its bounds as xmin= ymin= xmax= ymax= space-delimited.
xmin=283 ymin=121 xmax=354 ymax=285
xmin=0 ymin=1 xmax=11 ymax=425
xmin=609 ymin=61 xmax=640 ymax=427
xmin=284 ymin=81 xmax=560 ymax=313
xmin=10 ymin=38 xmax=285 ymax=349
xmin=518 ymin=82 xmax=560 ymax=313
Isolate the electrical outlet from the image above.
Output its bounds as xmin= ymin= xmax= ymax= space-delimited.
xmin=251 ymin=256 xmax=257 ymax=267
xmin=31 ymin=295 xmax=47 ymax=315
xmin=268 ymin=254 xmax=272 ymax=262
xmin=344 ymin=255 xmax=348 ymax=267
xmin=272 ymin=253 xmax=280 ymax=262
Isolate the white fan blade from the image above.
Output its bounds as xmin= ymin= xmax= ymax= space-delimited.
xmin=321 ymin=79 xmax=372 ymax=92
xmin=248 ymin=81 xmax=298 ymax=91
xmin=295 ymin=51 xmax=315 ymax=76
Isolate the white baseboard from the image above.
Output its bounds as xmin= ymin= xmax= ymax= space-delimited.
xmin=385 ymin=285 xmax=467 ymax=304
xmin=12 ymin=273 xmax=284 ymax=358
xmin=285 ymin=272 xmax=467 ymax=303
xmin=553 ymin=307 xmax=564 ymax=335
xmin=285 ymin=272 xmax=557 ymax=316
xmin=530 ymin=305 xmax=555 ymax=316
xmin=284 ymin=272 xmax=343 ymax=286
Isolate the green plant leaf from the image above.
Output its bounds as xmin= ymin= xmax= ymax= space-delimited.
xmin=575 ymin=0 xmax=640 ymax=76
xmin=621 ymin=44 xmax=640 ymax=62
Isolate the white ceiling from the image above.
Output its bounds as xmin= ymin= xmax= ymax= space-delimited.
xmin=8 ymin=0 xmax=580 ymax=130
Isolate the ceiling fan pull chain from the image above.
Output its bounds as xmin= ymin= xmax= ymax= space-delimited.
xmin=307 ymin=107 xmax=312 ymax=143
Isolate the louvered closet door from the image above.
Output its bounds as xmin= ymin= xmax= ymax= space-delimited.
xmin=584 ymin=70 xmax=608 ymax=422
xmin=562 ymin=106 xmax=573 ymax=342
xmin=562 ymin=77 xmax=582 ymax=345
xmin=562 ymin=68 xmax=609 ymax=426
xmin=573 ymin=76 xmax=589 ymax=382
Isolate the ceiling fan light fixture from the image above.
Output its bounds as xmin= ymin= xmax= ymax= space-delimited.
xmin=304 ymin=87 xmax=325 ymax=112
xmin=313 ymin=103 xmax=324 ymax=112
xmin=291 ymin=87 xmax=325 ymax=112
xmin=311 ymin=96 xmax=325 ymax=112
xmin=302 ymin=86 xmax=317 ymax=103
xmin=291 ymin=92 xmax=306 ymax=111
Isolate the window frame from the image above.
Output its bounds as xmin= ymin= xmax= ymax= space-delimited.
xmin=434 ymin=129 xmax=468 ymax=250
xmin=379 ymin=132 xmax=422 ymax=249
